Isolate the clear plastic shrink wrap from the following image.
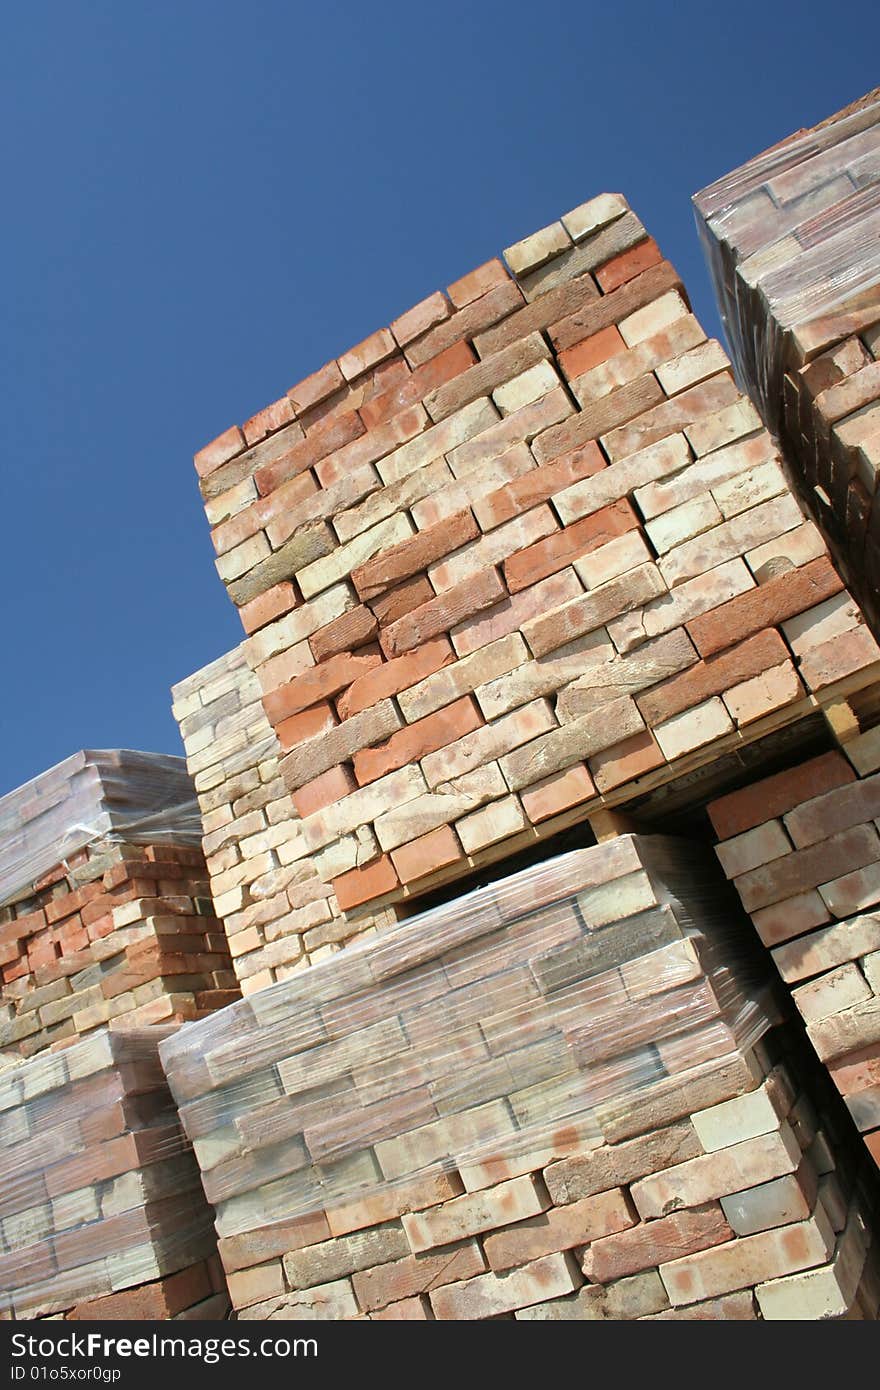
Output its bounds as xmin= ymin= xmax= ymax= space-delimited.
xmin=0 ymin=1028 xmax=218 ymax=1318
xmin=694 ymin=93 xmax=880 ymax=432
xmin=0 ymin=750 xmax=203 ymax=908
xmin=160 ymin=835 xmax=779 ymax=1238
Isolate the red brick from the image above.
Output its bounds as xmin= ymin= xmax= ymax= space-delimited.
xmin=254 ymin=409 xmax=365 ymax=496
xmin=292 ymin=765 xmax=358 ymax=818
xmin=390 ymin=826 xmax=464 ymax=883
xmin=827 ymin=1042 xmax=880 ymax=1096
xmin=504 ymin=500 xmax=638 ymax=593
xmin=243 ymin=395 xmax=296 ymax=445
xmin=475 ymin=443 xmax=605 ymax=531
xmin=734 ymin=824 xmax=880 ymax=912
xmin=638 ymin=630 xmax=790 ymax=726
xmin=338 ymin=637 xmax=455 ymax=719
xmin=353 ymin=511 xmax=479 ymax=601
xmin=276 ymin=700 xmax=338 ymax=751
xmin=521 ymin=764 xmax=596 ymax=822
xmin=596 ymin=238 xmax=662 ymax=294
xmin=484 ymin=1188 xmax=634 ymax=1269
xmin=707 ymin=750 xmax=855 ymax=839
xmin=332 ymin=855 xmax=399 ymax=911
xmin=371 ymin=574 xmax=436 ymax=628
xmin=310 ymin=605 xmax=379 ymax=662
xmin=360 ymin=342 xmax=475 ymax=429
xmin=353 ymin=696 xmax=483 ymax=785
xmin=194 ymin=425 xmax=245 ymax=479
xmin=219 ymin=1215 xmax=332 ymax=1274
xmin=558 ymin=325 xmax=626 ymax=381
xmin=212 ymin=471 xmax=317 ymax=555
xmin=352 ymin=1242 xmax=485 ymax=1312
xmin=686 ymin=557 xmax=844 ymax=657
xmin=582 ymin=1205 xmax=733 ymax=1283
xmin=240 ymin=581 xmax=299 ymax=635
xmin=263 ymin=648 xmax=383 ymax=724
xmin=382 ymin=569 xmax=508 ymax=657
xmin=447 ymin=258 xmax=510 ymax=308
xmin=287 ymin=360 xmax=345 ymax=415
xmin=799 ymin=625 xmax=880 ymax=691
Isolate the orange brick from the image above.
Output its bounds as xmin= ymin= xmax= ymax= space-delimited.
xmin=706 ymin=750 xmax=855 ymax=839
xmin=447 ymin=258 xmax=510 ymax=308
xmin=310 ymin=605 xmax=379 ymax=662
xmin=292 ymin=765 xmax=358 ymax=818
xmin=353 ymin=511 xmax=479 ymax=601
xmin=360 ymin=342 xmax=474 ymax=429
xmin=353 ymin=696 xmax=483 ymax=785
xmin=240 ymin=581 xmax=299 ymax=635
xmin=474 ymin=442 xmax=604 ymax=531
xmin=287 ymin=360 xmax=345 ymax=415
xmin=504 ymin=499 xmax=638 ymax=593
xmin=194 ymin=425 xmax=245 ymax=478
xmin=254 ymin=409 xmax=364 ymax=496
xmin=558 ymin=325 xmax=626 ymax=381
xmin=638 ymin=630 xmax=790 ymax=726
xmin=243 ymin=394 xmax=296 ymax=445
xmin=382 ymin=569 xmax=507 ymax=658
xmin=389 ymin=292 xmax=451 ymax=351
xmin=337 ymin=637 xmax=455 ymax=719
xmin=589 ymin=728 xmax=666 ymax=793
xmin=332 ymin=855 xmax=399 ymax=911
xmin=263 ymin=647 xmax=383 ymax=724
xmin=276 ymin=700 xmax=339 ymax=751
xmin=596 ymin=238 xmax=662 ymax=294
xmin=520 ymin=764 xmax=596 ymax=823
xmin=686 ymin=557 xmax=843 ymax=657
xmin=390 ymin=826 xmax=464 ymax=883
xmin=371 ymin=574 xmax=436 ymax=628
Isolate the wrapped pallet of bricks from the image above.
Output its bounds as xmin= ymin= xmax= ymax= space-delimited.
xmin=191 ymin=192 xmax=880 ymax=946
xmin=709 ymin=745 xmax=880 ymax=1175
xmin=159 ymin=835 xmax=880 ymax=1321
xmin=172 ymin=646 xmax=398 ymax=993
xmin=694 ymin=89 xmax=880 ymax=625
xmin=0 ymin=750 xmax=239 ymax=1064
xmin=0 ymin=1028 xmax=228 ymax=1320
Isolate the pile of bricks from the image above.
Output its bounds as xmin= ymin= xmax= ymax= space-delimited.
xmin=694 ymin=90 xmax=880 ymax=625
xmin=159 ymin=834 xmax=879 ymax=1320
xmin=0 ymin=1028 xmax=228 ymax=1320
xmin=192 ymin=192 xmax=880 ymax=941
xmin=709 ymin=743 xmax=880 ymax=1174
xmin=172 ymin=647 xmax=397 ymax=991
xmin=0 ymin=751 xmax=239 ymax=1062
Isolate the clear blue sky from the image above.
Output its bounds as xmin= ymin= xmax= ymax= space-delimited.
xmin=2 ymin=1 xmax=877 ymax=794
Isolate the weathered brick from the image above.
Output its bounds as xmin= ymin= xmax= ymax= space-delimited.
xmin=382 ymin=569 xmax=508 ymax=657
xmin=583 ymin=1205 xmax=733 ymax=1283
xmin=430 ymin=1253 xmax=579 ymax=1319
xmin=352 ymin=1241 xmax=485 ymax=1312
xmin=353 ymin=696 xmax=483 ymax=785
xmin=707 ymin=750 xmax=855 ymax=840
xmin=660 ymin=1211 xmax=834 ymax=1307
xmin=402 ymin=1176 xmax=548 ymax=1253
xmin=352 ymin=511 xmax=479 ymax=601
xmin=484 ymin=1187 xmax=635 ymax=1269
xmin=687 ymin=556 xmax=844 ymax=656
xmin=504 ymin=501 xmax=639 ymax=593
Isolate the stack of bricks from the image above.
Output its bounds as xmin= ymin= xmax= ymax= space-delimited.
xmin=159 ymin=835 xmax=879 ymax=1320
xmin=0 ymin=751 xmax=239 ymax=1062
xmin=0 ymin=1028 xmax=228 ymax=1320
xmin=694 ymin=90 xmax=880 ymax=626
xmin=192 ymin=191 xmax=880 ymax=940
xmin=172 ymin=647 xmax=397 ymax=992
xmin=709 ymin=740 xmax=880 ymax=1174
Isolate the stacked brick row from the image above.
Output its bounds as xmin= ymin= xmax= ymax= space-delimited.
xmin=193 ymin=193 xmax=880 ymax=935
xmin=159 ymin=835 xmax=879 ymax=1320
xmin=0 ymin=753 xmax=239 ymax=1062
xmin=172 ymin=648 xmax=396 ymax=993
xmin=694 ymin=90 xmax=880 ymax=626
xmin=709 ymin=742 xmax=880 ymax=1173
xmin=0 ymin=1029 xmax=228 ymax=1320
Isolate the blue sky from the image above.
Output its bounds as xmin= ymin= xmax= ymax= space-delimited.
xmin=2 ymin=1 xmax=877 ymax=794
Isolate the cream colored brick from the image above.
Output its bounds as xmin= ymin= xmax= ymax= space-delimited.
xmin=618 ymin=290 xmax=689 ymax=347
xmin=374 ymin=765 xmax=507 ymax=852
xmin=562 ymin=193 xmax=628 ymax=241
xmin=298 ymin=513 xmax=414 ymax=599
xmin=655 ymin=339 xmax=729 ymax=395
xmin=654 ymin=697 xmax=733 ymax=760
xmin=493 ymin=360 xmax=561 ymax=414
xmin=398 ymin=633 xmax=529 ymax=722
xmin=505 ymin=221 xmax=572 ymax=275
xmin=573 ymin=531 xmax=654 ymax=588
xmin=645 ymin=494 xmax=723 ymax=555
xmin=792 ymin=963 xmax=872 ymax=1024
xmin=685 ymin=396 xmax=763 ymax=456
xmin=456 ymin=794 xmax=527 ymax=854
xmin=378 ymin=399 xmax=499 ymax=484
xmin=428 ymin=504 xmax=558 ymax=592
xmin=692 ymin=1076 xmax=793 ymax=1152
